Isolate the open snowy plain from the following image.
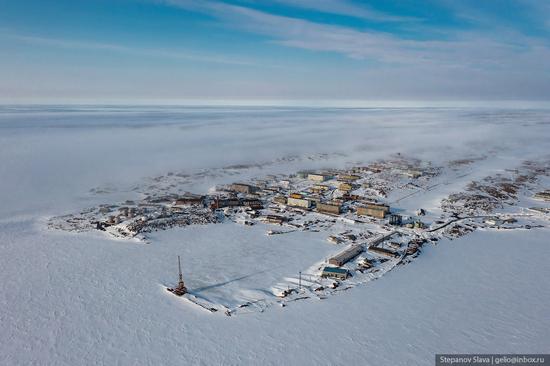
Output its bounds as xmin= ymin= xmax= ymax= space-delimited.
xmin=1 ymin=105 xmax=549 ymax=365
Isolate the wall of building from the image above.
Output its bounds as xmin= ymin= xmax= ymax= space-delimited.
xmin=357 ymin=204 xmax=389 ymax=218
xmin=317 ymin=203 xmax=341 ymax=214
xmin=287 ymin=197 xmax=311 ymax=208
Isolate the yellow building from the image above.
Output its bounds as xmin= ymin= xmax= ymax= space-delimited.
xmin=339 ymin=183 xmax=353 ymax=192
xmin=287 ymin=197 xmax=312 ymax=209
xmin=357 ymin=203 xmax=390 ymax=219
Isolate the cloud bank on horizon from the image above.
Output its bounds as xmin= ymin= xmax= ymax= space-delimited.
xmin=1 ymin=0 xmax=549 ymax=103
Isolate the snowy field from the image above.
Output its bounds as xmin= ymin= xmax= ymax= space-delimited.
xmin=1 ymin=105 xmax=549 ymax=365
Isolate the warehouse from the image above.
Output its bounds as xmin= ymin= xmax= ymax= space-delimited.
xmin=316 ymin=202 xmax=341 ymax=215
xmin=287 ymin=196 xmax=312 ymax=209
xmin=328 ymin=245 xmax=363 ymax=266
xmin=357 ymin=203 xmax=390 ymax=219
xmin=321 ymin=267 xmax=349 ymax=280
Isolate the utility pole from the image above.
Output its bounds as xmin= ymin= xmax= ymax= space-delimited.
xmin=299 ymin=271 xmax=302 ymax=290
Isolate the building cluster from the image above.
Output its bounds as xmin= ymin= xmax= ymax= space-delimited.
xmin=54 ymin=159 xmax=438 ymax=285
xmin=49 ymin=156 xmax=550 ymax=312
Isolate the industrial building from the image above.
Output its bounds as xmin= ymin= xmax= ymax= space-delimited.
xmin=357 ymin=203 xmax=390 ymax=219
xmin=328 ymin=245 xmax=363 ymax=266
xmin=316 ymin=202 xmax=341 ymax=215
xmin=321 ymin=267 xmax=349 ymax=280
xmin=287 ymin=196 xmax=312 ymax=209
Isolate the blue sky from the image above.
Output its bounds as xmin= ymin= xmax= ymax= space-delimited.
xmin=1 ymin=0 xmax=549 ymax=103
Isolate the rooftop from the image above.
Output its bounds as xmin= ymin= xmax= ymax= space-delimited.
xmin=322 ymin=267 xmax=349 ymax=274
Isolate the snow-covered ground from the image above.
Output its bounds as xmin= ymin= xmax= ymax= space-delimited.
xmin=1 ymin=105 xmax=549 ymax=365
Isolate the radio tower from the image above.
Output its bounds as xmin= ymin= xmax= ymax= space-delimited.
xmin=172 ymin=255 xmax=187 ymax=296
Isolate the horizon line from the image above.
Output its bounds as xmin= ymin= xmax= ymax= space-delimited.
xmin=1 ymin=99 xmax=549 ymax=109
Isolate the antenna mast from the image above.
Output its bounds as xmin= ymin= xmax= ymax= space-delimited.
xmin=178 ymin=255 xmax=183 ymax=283
xmin=167 ymin=255 xmax=187 ymax=296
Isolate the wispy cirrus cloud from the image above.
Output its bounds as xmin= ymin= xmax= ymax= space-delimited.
xmin=3 ymin=0 xmax=550 ymax=101
xmin=164 ymin=0 xmax=550 ymax=67
xmin=4 ymin=32 xmax=258 ymax=66
xmin=268 ymin=0 xmax=421 ymax=22
xmin=158 ymin=0 xmax=550 ymax=99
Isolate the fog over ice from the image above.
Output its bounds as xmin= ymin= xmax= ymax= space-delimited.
xmin=1 ymin=105 xmax=549 ymax=220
